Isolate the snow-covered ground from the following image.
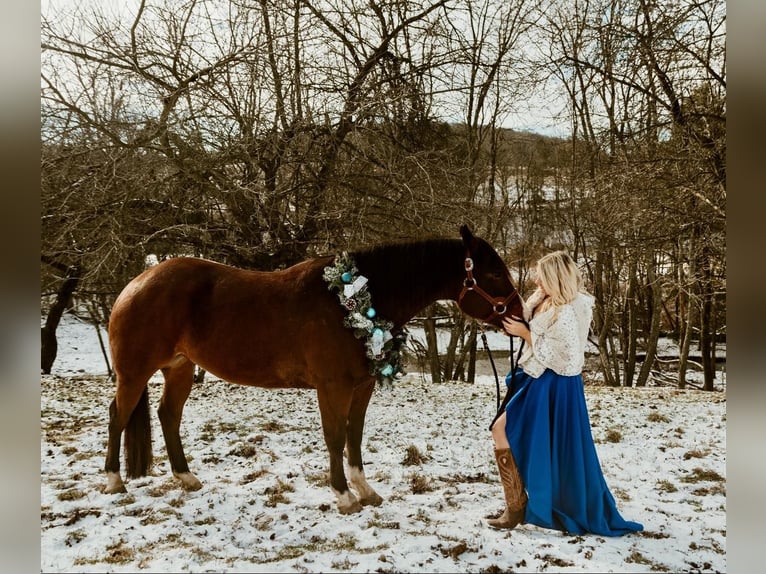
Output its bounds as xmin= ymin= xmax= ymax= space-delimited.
xmin=41 ymin=313 xmax=726 ymax=573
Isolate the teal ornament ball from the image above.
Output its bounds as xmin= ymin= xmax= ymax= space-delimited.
xmin=373 ymin=328 xmax=383 ymax=337
xmin=341 ymin=272 xmax=353 ymax=283
xmin=380 ymin=364 xmax=394 ymax=377
xmin=366 ymin=307 xmax=376 ymax=319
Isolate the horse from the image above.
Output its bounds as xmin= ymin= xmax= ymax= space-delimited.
xmin=104 ymin=224 xmax=524 ymax=514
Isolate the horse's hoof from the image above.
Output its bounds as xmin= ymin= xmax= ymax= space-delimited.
xmin=104 ymin=472 xmax=127 ymax=494
xmin=359 ymin=492 xmax=383 ymax=507
xmin=338 ymin=500 xmax=363 ymax=514
xmin=334 ymin=488 xmax=362 ymax=514
xmin=174 ymin=471 xmax=202 ymax=491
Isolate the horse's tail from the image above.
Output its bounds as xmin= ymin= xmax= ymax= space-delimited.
xmin=124 ymin=387 xmax=153 ymax=478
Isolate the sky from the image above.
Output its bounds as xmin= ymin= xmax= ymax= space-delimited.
xmin=40 ymin=312 xmax=726 ymax=573
xmin=40 ymin=0 xmax=572 ymax=139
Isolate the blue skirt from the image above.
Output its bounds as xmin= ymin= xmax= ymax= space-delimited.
xmin=503 ymin=368 xmax=643 ymax=536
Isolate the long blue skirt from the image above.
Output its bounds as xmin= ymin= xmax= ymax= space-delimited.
xmin=503 ymin=367 xmax=643 ymax=536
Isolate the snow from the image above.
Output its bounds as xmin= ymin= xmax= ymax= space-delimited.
xmin=41 ymin=313 xmax=726 ymax=572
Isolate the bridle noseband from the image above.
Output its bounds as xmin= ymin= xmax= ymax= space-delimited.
xmin=458 ymin=249 xmax=519 ymax=324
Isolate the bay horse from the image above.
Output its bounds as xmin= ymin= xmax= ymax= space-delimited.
xmin=104 ymin=225 xmax=523 ymax=514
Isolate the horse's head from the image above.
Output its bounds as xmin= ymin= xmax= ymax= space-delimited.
xmin=456 ymin=225 xmax=524 ymax=329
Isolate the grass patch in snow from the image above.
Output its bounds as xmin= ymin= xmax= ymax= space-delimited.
xmin=681 ymin=467 xmax=725 ymax=484
xmin=402 ymin=444 xmax=429 ymax=465
xmin=264 ymin=477 xmax=295 ymax=506
xmin=408 ymin=472 xmax=433 ymax=494
xmin=647 ymin=411 xmax=671 ymax=423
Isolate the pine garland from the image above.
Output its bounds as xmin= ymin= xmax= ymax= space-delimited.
xmin=323 ymin=252 xmax=407 ymax=388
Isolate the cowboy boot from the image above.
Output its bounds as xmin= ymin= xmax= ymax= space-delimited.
xmin=488 ymin=447 xmax=527 ymax=530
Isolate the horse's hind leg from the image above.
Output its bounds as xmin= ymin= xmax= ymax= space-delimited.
xmin=345 ymin=378 xmax=383 ymax=506
xmin=158 ymin=359 xmax=202 ymax=491
xmin=104 ymin=374 xmax=152 ymax=494
xmin=316 ymin=384 xmax=361 ymax=514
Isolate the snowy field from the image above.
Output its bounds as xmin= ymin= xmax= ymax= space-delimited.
xmin=41 ymin=314 xmax=726 ymax=573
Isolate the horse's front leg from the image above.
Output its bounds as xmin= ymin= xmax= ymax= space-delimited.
xmin=345 ymin=378 xmax=383 ymax=507
xmin=316 ymin=385 xmax=362 ymax=514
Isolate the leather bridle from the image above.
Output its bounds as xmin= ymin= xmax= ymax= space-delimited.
xmin=456 ymin=248 xmax=525 ymax=431
xmin=457 ymin=249 xmax=519 ymax=324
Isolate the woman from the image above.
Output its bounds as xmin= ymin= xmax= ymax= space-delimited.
xmin=488 ymin=250 xmax=643 ymax=536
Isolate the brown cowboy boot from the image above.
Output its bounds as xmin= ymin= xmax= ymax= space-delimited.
xmin=488 ymin=447 xmax=527 ymax=530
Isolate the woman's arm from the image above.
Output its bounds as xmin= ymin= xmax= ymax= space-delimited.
xmin=505 ymin=304 xmax=584 ymax=376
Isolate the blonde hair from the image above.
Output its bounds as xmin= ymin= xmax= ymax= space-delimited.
xmin=535 ymin=250 xmax=585 ymax=314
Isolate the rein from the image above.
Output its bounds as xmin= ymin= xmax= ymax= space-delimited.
xmin=455 ymin=248 xmax=526 ymax=431
xmin=485 ymin=325 xmax=526 ymax=432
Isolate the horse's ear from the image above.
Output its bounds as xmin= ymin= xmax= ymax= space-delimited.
xmin=460 ymin=224 xmax=477 ymax=249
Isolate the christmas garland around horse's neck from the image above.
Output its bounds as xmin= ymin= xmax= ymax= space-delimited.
xmin=323 ymin=252 xmax=407 ymax=388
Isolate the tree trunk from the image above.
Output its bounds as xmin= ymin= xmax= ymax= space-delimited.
xmin=700 ymin=295 xmax=714 ymax=390
xmin=466 ymin=323 xmax=478 ymax=384
xmin=677 ymin=233 xmax=697 ymax=389
xmin=423 ymin=304 xmax=441 ymax=385
xmin=636 ymin=256 xmax=662 ymax=387
xmin=677 ymin=295 xmax=694 ymax=390
xmin=453 ymin=321 xmax=478 ymax=383
xmin=41 ymin=263 xmax=81 ymax=374
xmin=708 ymin=292 xmax=719 ymax=390
xmin=623 ymin=257 xmax=638 ymax=386
xmin=442 ymin=309 xmax=464 ymax=382
xmin=84 ymin=298 xmax=112 ymax=378
xmin=700 ymin=268 xmax=715 ymax=391
xmin=594 ymin=248 xmax=618 ymax=387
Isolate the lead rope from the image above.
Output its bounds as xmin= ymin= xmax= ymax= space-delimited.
xmin=485 ymin=321 xmax=526 ymax=432
xmin=479 ymin=327 xmax=502 ymax=411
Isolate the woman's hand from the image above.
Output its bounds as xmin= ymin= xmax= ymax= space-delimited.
xmin=502 ymin=316 xmax=531 ymax=345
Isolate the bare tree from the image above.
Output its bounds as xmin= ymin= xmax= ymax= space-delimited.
xmin=40 ymin=0 xmax=724 ymax=387
xmin=536 ymin=0 xmax=725 ymax=388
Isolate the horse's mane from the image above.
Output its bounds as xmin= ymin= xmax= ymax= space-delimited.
xmin=349 ymin=237 xmax=466 ymax=323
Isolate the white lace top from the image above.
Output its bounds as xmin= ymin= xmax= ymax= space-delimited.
xmin=518 ymin=289 xmax=595 ymax=378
